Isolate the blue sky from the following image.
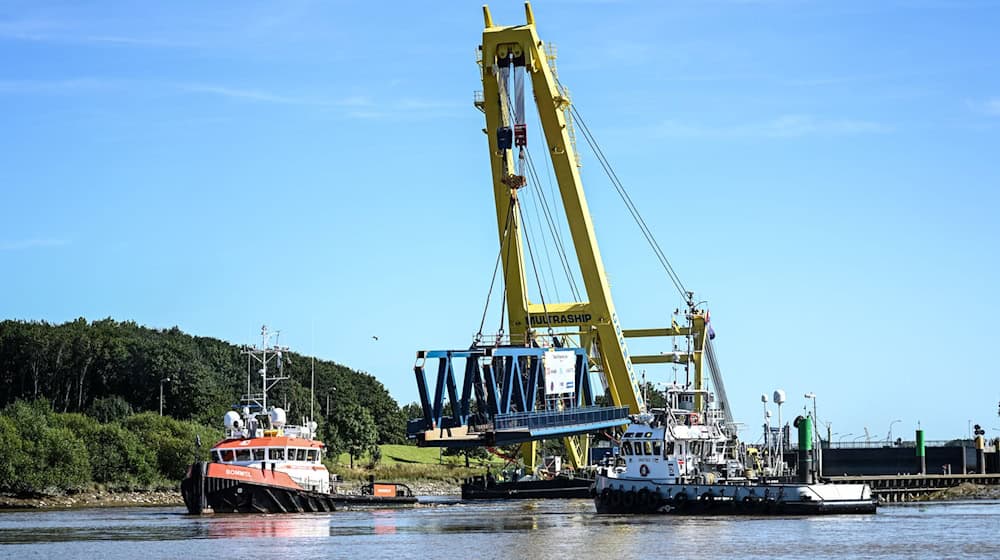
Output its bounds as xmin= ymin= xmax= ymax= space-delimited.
xmin=2 ymin=0 xmax=998 ymax=443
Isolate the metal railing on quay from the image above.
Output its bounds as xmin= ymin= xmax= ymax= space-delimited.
xmin=788 ymin=439 xmax=980 ymax=450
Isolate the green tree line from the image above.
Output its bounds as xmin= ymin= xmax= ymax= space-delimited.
xmin=0 ymin=318 xmax=410 ymax=491
xmin=0 ymin=399 xmax=219 ymax=494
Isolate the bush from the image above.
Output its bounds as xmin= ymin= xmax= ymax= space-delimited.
xmin=0 ymin=400 xmax=90 ymax=494
xmin=87 ymin=395 xmax=134 ymax=424
xmin=120 ymin=413 xmax=220 ymax=480
xmin=84 ymin=423 xmax=158 ymax=487
xmin=0 ymin=416 xmax=22 ymax=490
xmin=0 ymin=399 xmax=224 ymax=493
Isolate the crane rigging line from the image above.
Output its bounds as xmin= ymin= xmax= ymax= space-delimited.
xmin=571 ymin=103 xmax=687 ymax=299
xmin=518 ymin=152 xmax=558 ymax=303
xmin=556 ymin=85 xmax=689 ymax=300
xmin=475 ymin=197 xmax=517 ymax=344
xmin=515 ymin=191 xmax=555 ymax=335
xmin=523 ymin=147 xmax=583 ymax=302
xmin=500 ymin=74 xmax=582 ymax=304
xmin=524 ymin=173 xmax=560 ymax=302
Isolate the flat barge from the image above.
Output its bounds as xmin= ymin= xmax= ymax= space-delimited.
xmin=461 ymin=473 xmax=592 ymax=500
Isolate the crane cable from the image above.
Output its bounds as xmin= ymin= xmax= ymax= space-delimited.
xmin=523 ymin=147 xmax=583 ymax=302
xmin=501 ymin=77 xmax=581 ymax=305
xmin=514 ymin=180 xmax=556 ymax=337
xmin=474 ymin=189 xmax=517 ymax=345
xmin=560 ymin=88 xmax=689 ymax=300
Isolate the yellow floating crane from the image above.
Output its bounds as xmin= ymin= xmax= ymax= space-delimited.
xmin=475 ymin=3 xmax=714 ymax=470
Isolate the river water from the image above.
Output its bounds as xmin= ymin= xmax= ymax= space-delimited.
xmin=1 ymin=499 xmax=997 ymax=559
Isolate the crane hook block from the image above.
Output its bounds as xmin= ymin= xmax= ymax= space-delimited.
xmin=497 ymin=126 xmax=514 ymax=150
xmin=514 ymin=124 xmax=527 ymax=147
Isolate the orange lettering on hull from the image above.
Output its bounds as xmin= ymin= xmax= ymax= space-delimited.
xmin=206 ymin=463 xmax=303 ymax=490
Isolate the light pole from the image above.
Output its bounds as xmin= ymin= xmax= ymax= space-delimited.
xmin=804 ymin=392 xmax=820 ymax=477
xmin=837 ymin=433 xmax=854 ymax=444
xmin=326 ymin=386 xmax=336 ymax=417
xmin=803 ymin=393 xmax=818 ymax=432
xmin=887 ymin=419 xmax=901 ymax=443
xmin=773 ymin=390 xmax=786 ymax=476
xmin=159 ymin=377 xmax=171 ymax=416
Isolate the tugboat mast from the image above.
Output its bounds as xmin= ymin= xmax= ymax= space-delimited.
xmin=241 ymin=325 xmax=289 ymax=414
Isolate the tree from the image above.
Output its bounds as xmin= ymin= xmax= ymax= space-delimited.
xmin=0 ymin=319 xmax=412 ymax=442
xmin=1 ymin=400 xmax=91 ymax=494
xmin=332 ymin=402 xmax=378 ymax=469
xmin=120 ymin=413 xmax=220 ymax=480
xmin=443 ymin=446 xmax=490 ymax=467
xmin=0 ymin=416 xmax=22 ymax=490
xmin=83 ymin=423 xmax=158 ymax=487
xmin=640 ymin=382 xmax=668 ymax=409
xmin=86 ymin=395 xmax=134 ymax=423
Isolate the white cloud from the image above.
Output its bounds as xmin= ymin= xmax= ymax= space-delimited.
xmin=177 ymin=84 xmax=311 ymax=105
xmin=0 ymin=19 xmax=195 ymax=47
xmin=653 ymin=114 xmax=892 ymax=139
xmin=0 ymin=239 xmax=68 ymax=251
xmin=177 ymin=82 xmax=464 ymax=120
xmin=0 ymin=78 xmax=119 ymax=94
xmin=175 ymin=83 xmax=375 ymax=109
xmin=981 ymin=98 xmax=1000 ymax=116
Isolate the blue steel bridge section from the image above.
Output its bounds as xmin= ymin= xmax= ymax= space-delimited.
xmin=406 ymin=346 xmax=630 ymax=448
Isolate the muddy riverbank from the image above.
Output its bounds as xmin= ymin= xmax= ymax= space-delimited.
xmin=1 ymin=479 xmax=462 ymax=510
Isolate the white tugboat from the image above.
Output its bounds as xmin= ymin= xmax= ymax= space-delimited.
xmin=181 ymin=326 xmax=415 ymax=514
xmin=593 ymin=384 xmax=876 ymax=515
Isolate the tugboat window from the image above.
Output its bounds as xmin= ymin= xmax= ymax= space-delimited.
xmin=307 ymin=450 xmax=318 ymax=461
xmin=622 ymin=441 xmax=633 ymax=455
xmin=653 ymin=442 xmax=662 ymax=456
xmin=270 ymin=448 xmax=285 ymax=460
xmin=252 ymin=448 xmax=265 ymax=461
xmin=235 ymin=449 xmax=251 ymax=462
xmin=296 ymin=448 xmax=307 ymax=461
xmin=221 ymin=449 xmax=235 ymax=462
xmin=644 ymin=442 xmax=653 ymax=455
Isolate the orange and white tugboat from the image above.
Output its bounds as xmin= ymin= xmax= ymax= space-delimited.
xmin=181 ymin=326 xmax=415 ymax=514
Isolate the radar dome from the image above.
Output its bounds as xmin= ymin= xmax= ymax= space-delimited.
xmin=773 ymin=389 xmax=786 ymax=405
xmin=269 ymin=407 xmax=287 ymax=428
xmin=224 ymin=411 xmax=242 ymax=430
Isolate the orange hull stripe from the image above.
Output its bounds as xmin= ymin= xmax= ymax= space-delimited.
xmin=205 ymin=463 xmax=302 ymax=490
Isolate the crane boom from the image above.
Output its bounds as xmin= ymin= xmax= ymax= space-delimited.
xmin=479 ymin=3 xmax=645 ymax=424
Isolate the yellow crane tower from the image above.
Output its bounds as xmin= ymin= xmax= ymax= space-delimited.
xmin=475 ymin=3 xmax=713 ymax=470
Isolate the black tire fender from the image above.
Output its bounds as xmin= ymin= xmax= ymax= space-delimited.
xmin=622 ymin=491 xmax=637 ymax=508
xmin=637 ymin=488 xmax=651 ymax=507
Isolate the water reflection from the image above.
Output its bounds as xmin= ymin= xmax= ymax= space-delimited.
xmin=205 ymin=514 xmax=332 ymax=539
xmin=0 ymin=500 xmax=997 ymax=560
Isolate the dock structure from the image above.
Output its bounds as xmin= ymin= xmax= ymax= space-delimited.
xmin=406 ymin=346 xmax=629 ymax=448
xmin=828 ymin=473 xmax=1000 ymax=503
